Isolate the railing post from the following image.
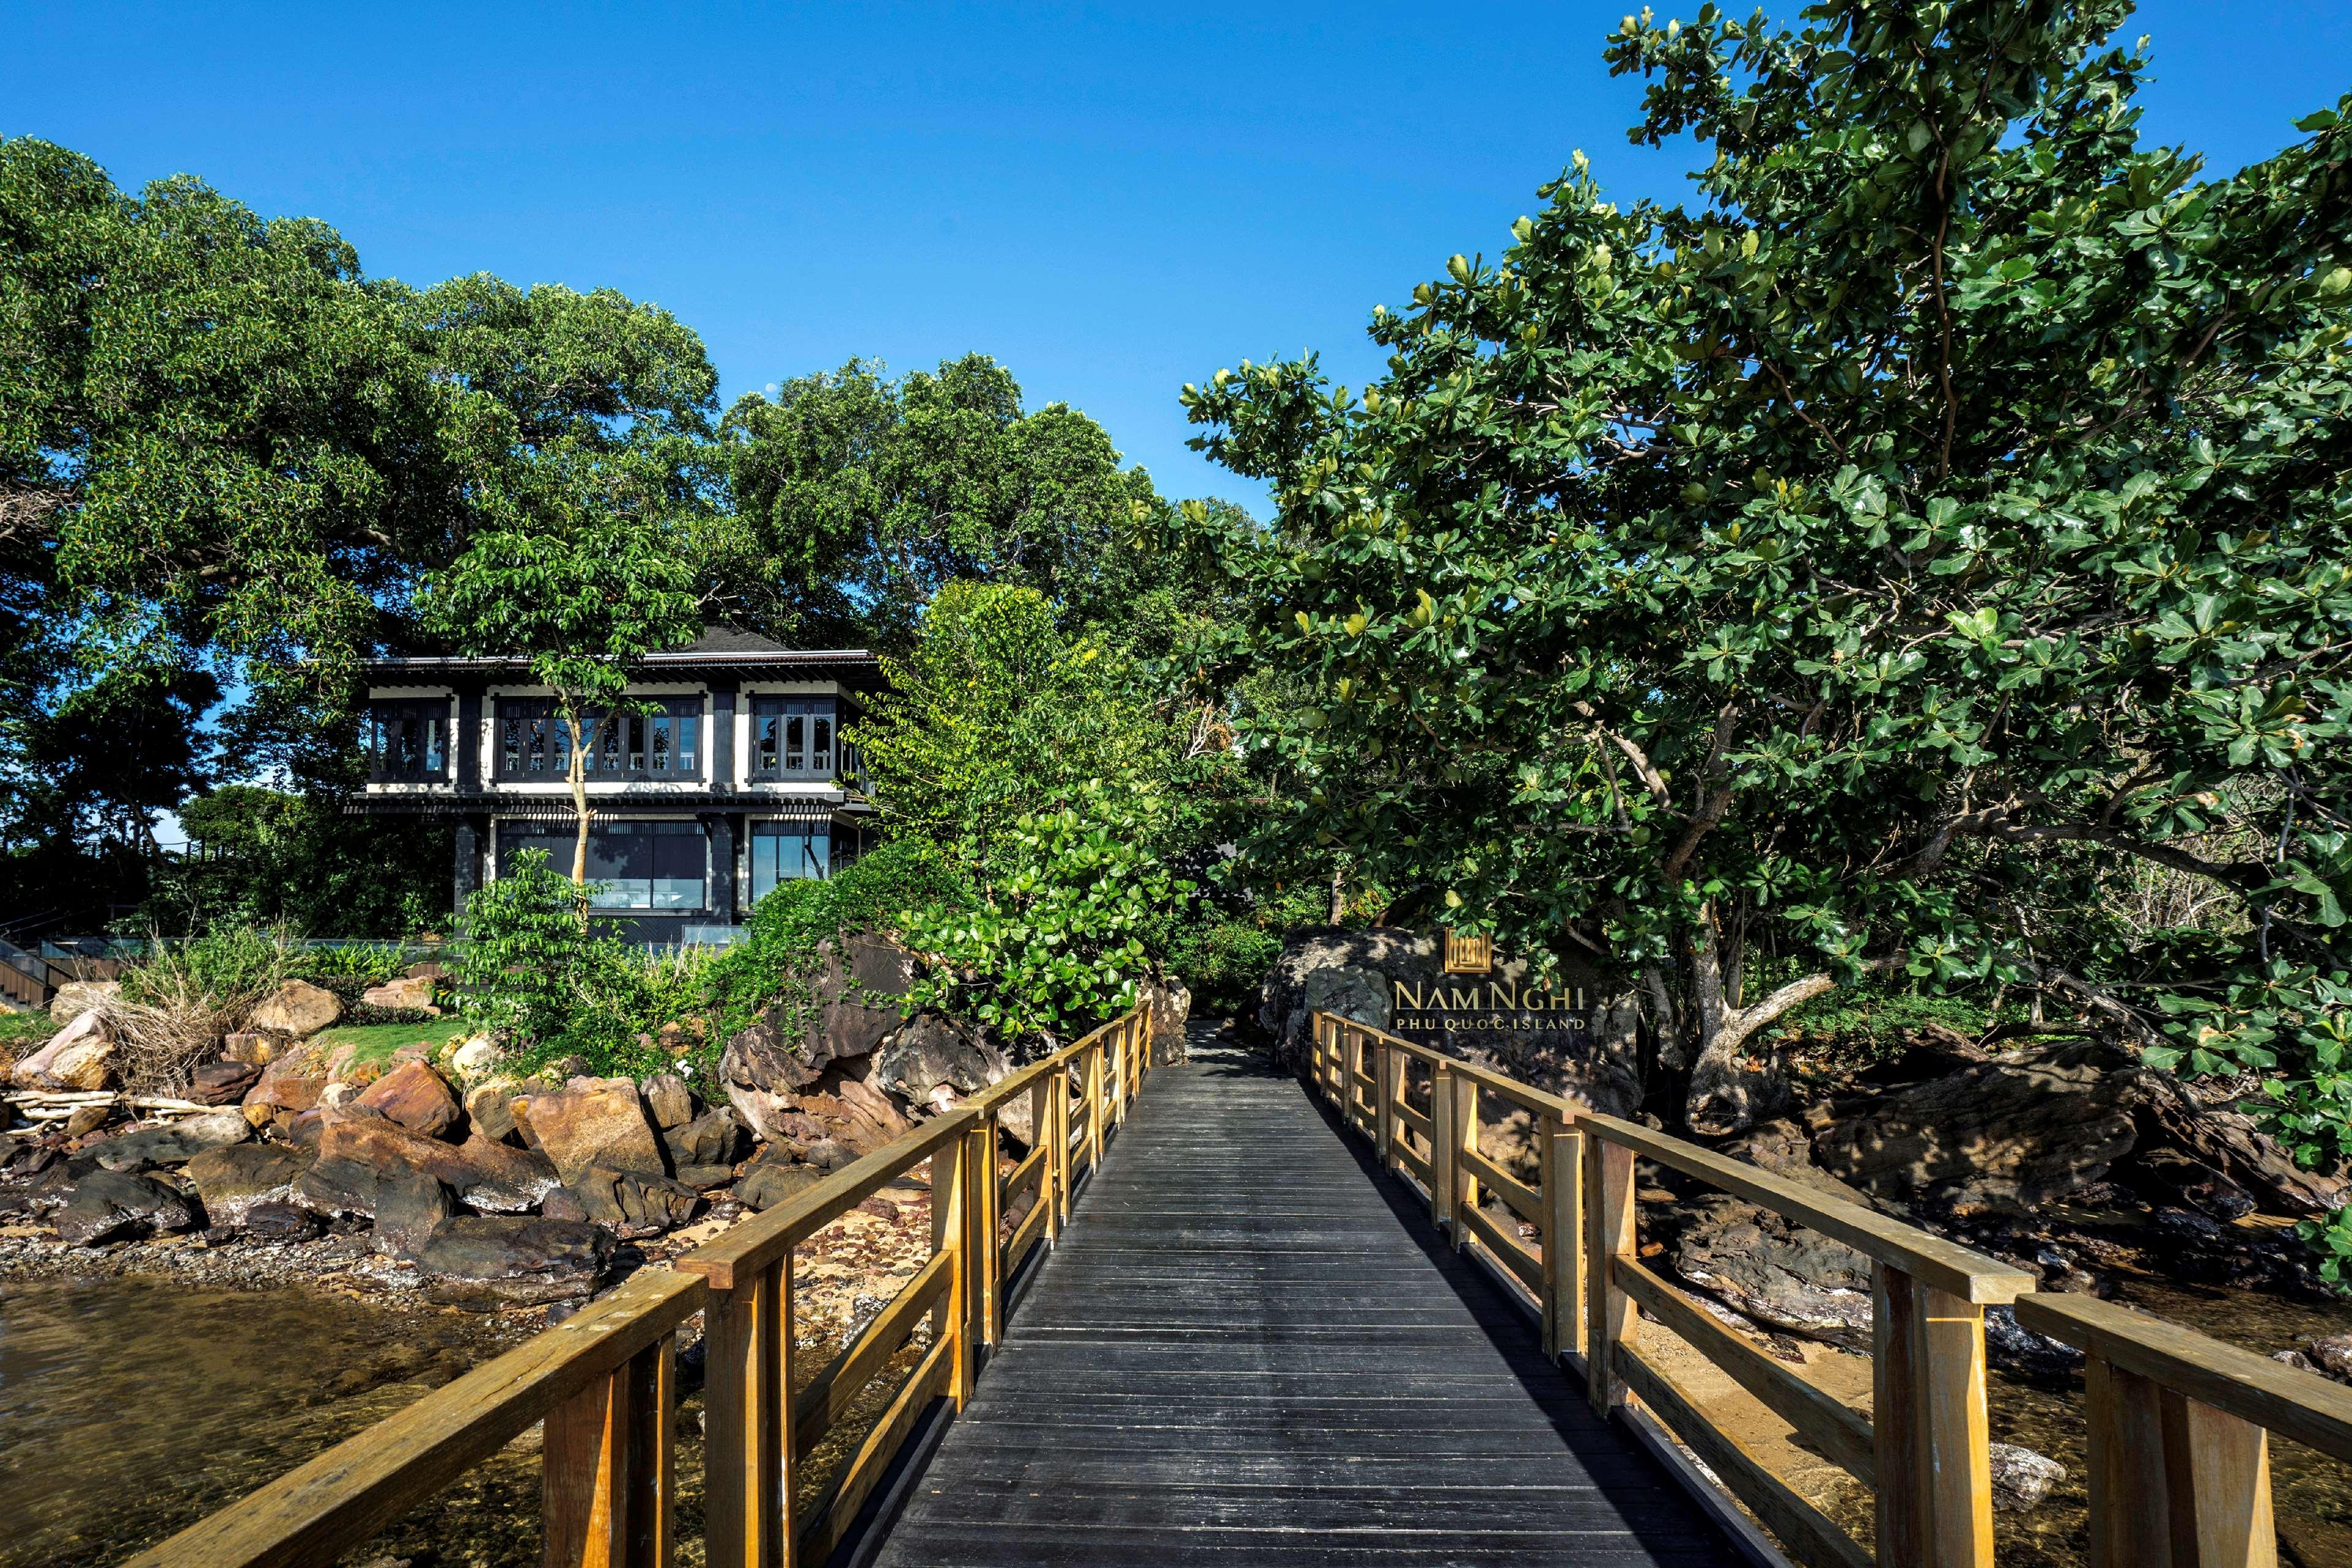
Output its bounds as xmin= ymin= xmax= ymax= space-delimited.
xmin=1582 ymin=1132 xmax=1635 ymax=1418
xmin=623 ymin=1332 xmax=676 ymax=1568
xmin=1086 ymin=1041 xmax=1104 ymax=1172
xmin=1451 ymin=1076 xmax=1481 ymax=1250
xmin=1540 ymin=1114 xmax=1583 ymax=1365
xmin=2082 ymin=1354 xmax=2275 ymax=1568
xmin=1430 ymin=1061 xmax=1459 ymax=1231
xmin=935 ymin=1124 xmax=977 ymax=1406
xmin=1374 ymin=1039 xmax=1396 ymax=1169
xmin=703 ymin=1259 xmax=786 ymax=1568
xmin=969 ymin=1113 xmax=1000 ymax=1348
xmin=1033 ymin=1072 xmax=1061 ymax=1248
xmin=545 ymin=1357 xmax=630 ymax=1568
xmin=1874 ymin=1264 xmax=1996 ymax=1568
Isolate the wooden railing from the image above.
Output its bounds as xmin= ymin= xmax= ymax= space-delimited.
xmin=2013 ymin=1291 xmax=2352 ymax=1567
xmin=126 ymin=1002 xmax=1155 ymax=1568
xmin=1313 ymin=1008 xmax=2352 ymax=1566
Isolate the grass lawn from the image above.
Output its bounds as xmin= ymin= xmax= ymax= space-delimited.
xmin=308 ymin=1015 xmax=473 ymax=1069
xmin=1 ymin=1009 xmax=57 ymax=1054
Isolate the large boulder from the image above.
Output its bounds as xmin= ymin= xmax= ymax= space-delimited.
xmin=247 ymin=980 xmax=343 ymax=1038
xmin=1257 ymin=927 xmax=1433 ymax=1066
xmin=294 ymin=1120 xmax=560 ymax=1216
xmin=1812 ymin=1041 xmax=2142 ymax=1215
xmin=360 ymin=976 xmax=435 ymax=1011
xmin=1142 ymin=976 xmax=1192 ymax=1066
xmin=92 ymin=1110 xmax=251 ymax=1170
xmin=720 ymin=931 xmax=918 ymax=1102
xmin=510 ymin=1078 xmax=667 ymax=1185
xmin=464 ymin=1076 xmax=522 ymax=1144
xmin=872 ymin=1013 xmax=1006 ymax=1112
xmin=242 ymin=1043 xmax=328 ymax=1114
xmin=737 ymin=1149 xmax=825 ymax=1211
xmin=10 ymin=1009 xmax=117 ymax=1091
xmin=55 ymin=1170 xmax=199 ymax=1245
xmin=639 ymin=1073 xmax=695 ymax=1130
xmin=665 ymin=1106 xmax=747 ymax=1169
xmin=189 ymin=1060 xmax=262 ymax=1106
xmin=352 ymin=1060 xmax=462 ymax=1139
xmin=418 ymin=1216 xmax=612 ymax=1308
xmin=372 ymin=1170 xmax=456 ymax=1257
xmin=186 ymin=1144 xmax=315 ymax=1227
xmin=48 ymin=979 xmax=119 ymax=1025
xmin=557 ymin=1165 xmax=703 ymax=1235
xmin=1670 ymin=1194 xmax=1877 ymax=1349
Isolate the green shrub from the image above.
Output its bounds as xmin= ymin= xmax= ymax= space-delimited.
xmin=705 ymin=837 xmax=976 ymax=1040
xmin=903 ymin=806 xmax=1188 ymax=1046
xmin=1167 ymin=918 xmax=1283 ymax=1014
xmin=451 ymin=851 xmax=594 ymax=1046
xmin=117 ymin=924 xmax=296 ymax=1016
xmin=293 ymin=944 xmax=423 ymax=986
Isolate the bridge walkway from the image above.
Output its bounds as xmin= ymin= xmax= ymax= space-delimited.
xmin=872 ymin=1046 xmax=1737 ymax=1566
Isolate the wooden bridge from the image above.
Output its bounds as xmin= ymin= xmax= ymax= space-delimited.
xmin=127 ymin=1008 xmax=2352 ymax=1568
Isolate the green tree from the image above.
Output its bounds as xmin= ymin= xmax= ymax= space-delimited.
xmin=1180 ymin=3 xmax=2352 ymax=1139
xmin=853 ymin=580 xmax=1174 ymax=869
xmin=715 ymin=355 xmax=1163 ymax=649
xmin=421 ymin=513 xmax=699 ymax=894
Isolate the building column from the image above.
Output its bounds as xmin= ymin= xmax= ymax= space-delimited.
xmin=453 ymin=814 xmax=486 ymax=913
xmin=456 ymin=684 xmax=484 ymax=791
xmin=709 ymin=679 xmax=737 ymax=792
xmin=704 ymin=812 xmax=737 ymax=924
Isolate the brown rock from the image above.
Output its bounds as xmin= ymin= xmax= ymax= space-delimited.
xmin=190 ymin=1060 xmax=263 ymax=1106
xmin=1141 ymin=976 xmax=1192 ymax=1066
xmin=639 ymin=1072 xmax=695 ymax=1129
xmin=11 ymin=1010 xmax=118 ymax=1091
xmin=561 ymin=1165 xmax=703 ymax=1234
xmin=510 ymin=1079 xmax=666 ymax=1185
xmin=353 ymin=1060 xmax=462 ymax=1139
xmin=372 ymin=1170 xmax=456 ymax=1257
xmin=295 ymin=1119 xmax=559 ymax=1216
xmin=64 ymin=1104 xmax=112 ymax=1138
xmin=361 ymin=976 xmax=435 ymax=1011
xmin=1812 ymin=1041 xmax=2140 ymax=1213
xmin=737 ymin=1153 xmax=824 ymax=1210
xmin=186 ymin=1144 xmax=315 ymax=1226
xmin=247 ymin=979 xmax=343 ymax=1038
xmin=242 ymin=1043 xmax=328 ymax=1114
xmin=465 ymin=1077 xmax=521 ymax=1144
xmin=418 ymin=1216 xmax=611 ymax=1308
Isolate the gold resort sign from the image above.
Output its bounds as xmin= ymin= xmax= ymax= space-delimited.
xmin=1392 ymin=931 xmax=1595 ymax=1052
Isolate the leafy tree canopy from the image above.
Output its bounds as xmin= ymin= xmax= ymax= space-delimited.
xmin=1178 ymin=2 xmax=2352 ymax=1140
xmin=714 ymin=355 xmax=1164 ymax=649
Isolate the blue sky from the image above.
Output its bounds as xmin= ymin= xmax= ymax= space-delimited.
xmin=6 ymin=1 xmax=2349 ymax=517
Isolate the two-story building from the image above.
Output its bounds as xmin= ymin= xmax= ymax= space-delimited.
xmin=349 ymin=627 xmax=881 ymax=941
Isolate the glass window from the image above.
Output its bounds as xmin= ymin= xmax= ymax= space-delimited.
xmin=496 ymin=699 xmax=703 ymax=781
xmin=748 ymin=821 xmax=832 ymax=902
xmin=750 ymin=697 xmax=839 ymax=780
xmin=367 ymin=700 xmax=448 ymax=782
xmin=496 ymin=821 xmax=707 ymax=911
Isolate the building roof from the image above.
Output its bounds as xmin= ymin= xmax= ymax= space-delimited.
xmin=362 ymin=625 xmax=883 ymax=685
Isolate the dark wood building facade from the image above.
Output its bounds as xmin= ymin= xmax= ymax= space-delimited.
xmin=348 ymin=628 xmax=881 ymax=941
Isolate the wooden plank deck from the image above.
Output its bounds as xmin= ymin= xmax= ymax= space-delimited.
xmin=870 ymin=1046 xmax=1739 ymax=1566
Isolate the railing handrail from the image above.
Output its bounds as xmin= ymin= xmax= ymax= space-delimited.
xmin=2016 ymin=1290 xmax=2352 ymax=1464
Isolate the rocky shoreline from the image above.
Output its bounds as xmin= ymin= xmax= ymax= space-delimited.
xmin=2 ymin=937 xmax=1188 ymax=1338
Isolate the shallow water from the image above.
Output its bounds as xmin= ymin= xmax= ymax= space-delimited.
xmin=0 ymin=1273 xmax=508 ymax=1567
xmin=0 ymin=1270 xmax=917 ymax=1568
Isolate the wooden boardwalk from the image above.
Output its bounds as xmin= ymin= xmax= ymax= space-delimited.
xmin=872 ymin=1046 xmax=1736 ymax=1566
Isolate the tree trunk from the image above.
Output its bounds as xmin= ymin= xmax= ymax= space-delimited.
xmin=564 ymin=706 xmax=592 ymax=927
xmin=1680 ymin=901 xmax=1841 ymax=1136
xmin=1329 ymin=865 xmax=1346 ymax=925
